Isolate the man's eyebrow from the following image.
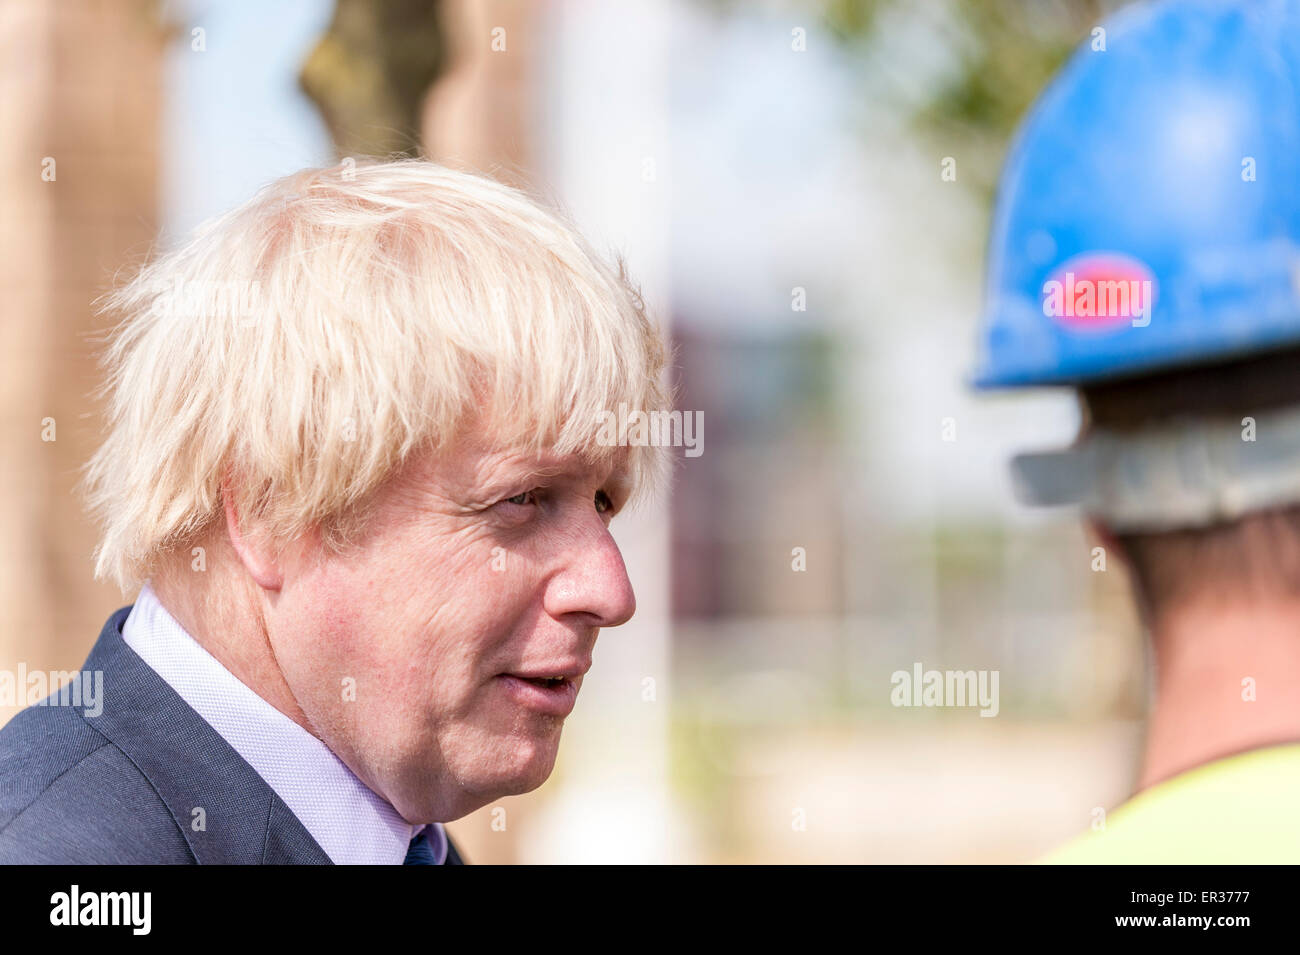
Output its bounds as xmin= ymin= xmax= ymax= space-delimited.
xmin=471 ymin=455 xmax=569 ymax=492
xmin=481 ymin=453 xmax=626 ymax=493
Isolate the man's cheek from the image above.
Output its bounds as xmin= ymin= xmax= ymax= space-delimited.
xmin=476 ymin=549 xmax=548 ymax=616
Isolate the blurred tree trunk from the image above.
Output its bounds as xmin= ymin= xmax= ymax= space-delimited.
xmin=300 ymin=0 xmax=447 ymax=160
xmin=301 ymin=0 xmax=539 ymax=190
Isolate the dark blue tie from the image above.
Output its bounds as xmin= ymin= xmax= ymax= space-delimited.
xmin=404 ymin=826 xmax=439 ymax=865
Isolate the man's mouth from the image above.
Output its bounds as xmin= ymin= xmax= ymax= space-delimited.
xmin=519 ymin=675 xmax=568 ymax=689
xmin=497 ymin=669 xmax=584 ymax=717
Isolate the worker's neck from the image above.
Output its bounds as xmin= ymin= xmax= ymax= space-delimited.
xmin=1142 ymin=596 xmax=1300 ymax=790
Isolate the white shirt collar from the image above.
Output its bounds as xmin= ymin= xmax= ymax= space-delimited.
xmin=122 ymin=582 xmax=448 ymax=864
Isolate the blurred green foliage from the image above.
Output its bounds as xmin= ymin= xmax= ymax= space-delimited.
xmin=707 ymin=0 xmax=1120 ymax=200
xmin=830 ymin=0 xmax=1116 ymax=199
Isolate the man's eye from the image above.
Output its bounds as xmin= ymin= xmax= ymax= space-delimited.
xmin=503 ymin=490 xmax=536 ymax=507
xmin=594 ymin=490 xmax=613 ymax=514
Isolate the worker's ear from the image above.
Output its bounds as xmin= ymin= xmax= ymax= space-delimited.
xmin=221 ymin=470 xmax=285 ymax=592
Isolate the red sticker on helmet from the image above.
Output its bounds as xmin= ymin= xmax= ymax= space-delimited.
xmin=1042 ymin=253 xmax=1156 ymax=330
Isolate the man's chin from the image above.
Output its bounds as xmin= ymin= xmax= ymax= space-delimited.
xmin=492 ymin=735 xmax=562 ymax=792
xmin=481 ymin=730 xmax=567 ymax=795
xmin=395 ymin=727 xmax=564 ymax=815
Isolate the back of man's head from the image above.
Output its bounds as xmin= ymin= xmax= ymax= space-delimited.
xmin=1081 ymin=345 xmax=1300 ymax=620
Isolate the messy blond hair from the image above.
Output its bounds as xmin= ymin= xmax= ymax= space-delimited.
xmin=83 ymin=159 xmax=671 ymax=592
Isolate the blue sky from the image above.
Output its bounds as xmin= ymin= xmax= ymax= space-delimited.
xmin=161 ymin=0 xmax=334 ymax=242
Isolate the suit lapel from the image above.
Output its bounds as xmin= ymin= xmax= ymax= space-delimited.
xmin=445 ymin=836 xmax=465 ymax=865
xmin=82 ymin=607 xmax=333 ymax=865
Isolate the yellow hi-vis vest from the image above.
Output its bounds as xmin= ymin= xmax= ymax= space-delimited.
xmin=1044 ymin=742 xmax=1300 ymax=864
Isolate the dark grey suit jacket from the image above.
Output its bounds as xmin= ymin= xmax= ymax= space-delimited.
xmin=0 ymin=606 xmax=464 ymax=864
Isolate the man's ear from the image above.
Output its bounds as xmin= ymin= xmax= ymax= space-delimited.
xmin=221 ymin=474 xmax=284 ymax=592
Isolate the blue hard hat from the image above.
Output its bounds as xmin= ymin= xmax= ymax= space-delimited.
xmin=973 ymin=0 xmax=1300 ymax=389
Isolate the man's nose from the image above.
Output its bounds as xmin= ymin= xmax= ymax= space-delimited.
xmin=543 ymin=523 xmax=636 ymax=628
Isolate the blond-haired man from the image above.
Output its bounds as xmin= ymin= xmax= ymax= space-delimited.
xmin=0 ymin=160 xmax=669 ymax=864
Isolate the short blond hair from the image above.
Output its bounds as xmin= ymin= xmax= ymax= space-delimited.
xmin=84 ymin=159 xmax=671 ymax=592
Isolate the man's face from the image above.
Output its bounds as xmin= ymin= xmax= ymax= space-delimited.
xmin=264 ymin=432 xmax=637 ymax=823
